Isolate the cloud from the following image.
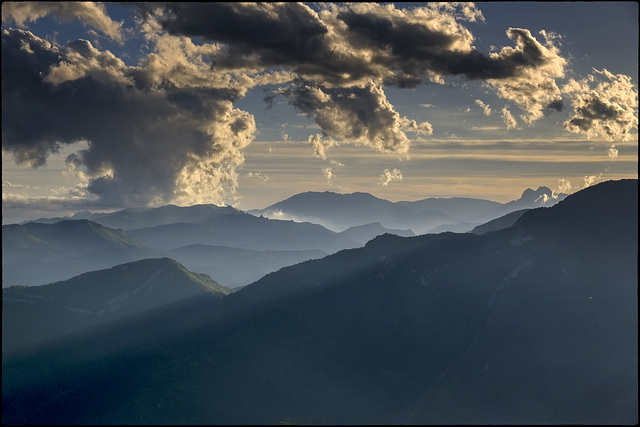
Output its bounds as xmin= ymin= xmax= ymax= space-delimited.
xmin=245 ymin=172 xmax=270 ymax=182
xmin=150 ymin=2 xmax=481 ymax=87
xmin=151 ymin=2 xmax=569 ymax=119
xmin=1 ymin=1 xmax=125 ymax=43
xmin=379 ymin=168 xmax=403 ymax=186
xmin=2 ymin=180 xmax=40 ymax=190
xmin=2 ymin=2 xmax=634 ymax=211
xmin=475 ymin=99 xmax=492 ymax=116
xmin=322 ymin=159 xmax=346 ymax=185
xmin=501 ymin=107 xmax=518 ymax=129
xmin=308 ymin=133 xmax=339 ymax=160
xmin=557 ymin=178 xmax=572 ymax=194
xmin=608 ymin=145 xmax=619 ymax=161
xmin=583 ymin=174 xmax=602 ymax=188
xmin=273 ymin=80 xmax=429 ymax=156
xmin=2 ymin=190 xmax=97 ymax=209
xmin=484 ymin=29 xmax=566 ymax=123
xmin=2 ymin=28 xmax=256 ymax=208
xmin=323 ymin=167 xmax=334 ymax=183
xmin=44 ymin=38 xmax=131 ymax=86
xmin=563 ymin=68 xmax=638 ymax=142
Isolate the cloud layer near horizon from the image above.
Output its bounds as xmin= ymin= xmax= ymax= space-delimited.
xmin=2 ymin=2 xmax=637 ymax=208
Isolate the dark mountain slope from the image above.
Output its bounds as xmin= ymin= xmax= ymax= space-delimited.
xmin=408 ymin=179 xmax=638 ymax=424
xmin=2 ymin=257 xmax=231 ymax=356
xmin=471 ymin=208 xmax=531 ymax=234
xmin=2 ymin=180 xmax=636 ymax=425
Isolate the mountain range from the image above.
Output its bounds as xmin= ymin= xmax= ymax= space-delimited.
xmin=2 ymin=207 xmax=410 ymax=289
xmin=250 ymin=186 xmax=566 ymax=233
xmin=5 ymin=185 xmax=555 ymax=289
xmin=2 ymin=179 xmax=636 ymax=425
xmin=2 ymin=219 xmax=154 ymax=287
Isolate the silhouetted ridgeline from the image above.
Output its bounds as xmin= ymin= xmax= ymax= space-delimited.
xmin=2 ymin=179 xmax=636 ymax=425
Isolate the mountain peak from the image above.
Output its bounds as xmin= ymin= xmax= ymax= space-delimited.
xmin=519 ymin=186 xmax=553 ymax=200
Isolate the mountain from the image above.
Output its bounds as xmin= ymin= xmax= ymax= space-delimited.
xmin=471 ymin=208 xmax=531 ymax=235
xmin=337 ymin=222 xmax=415 ymax=242
xmin=427 ymin=221 xmax=478 ymax=233
xmin=499 ymin=185 xmax=566 ymax=212
xmin=4 ymin=207 xmax=398 ymax=289
xmin=4 ymin=208 xmax=412 ymax=290
xmin=124 ymin=213 xmax=359 ymax=253
xmin=165 ymin=244 xmax=328 ymax=289
xmin=49 ymin=203 xmax=376 ymax=253
xmin=2 ymin=219 xmax=156 ymax=287
xmin=2 ymin=180 xmax=636 ymax=425
xmin=396 ymin=196 xmax=503 ymax=223
xmin=398 ymin=186 xmax=567 ymax=230
xmin=249 ymin=191 xmax=456 ymax=233
xmin=69 ymin=204 xmax=238 ymax=230
xmin=2 ymin=257 xmax=231 ymax=356
xmin=250 ymin=187 xmax=567 ymax=235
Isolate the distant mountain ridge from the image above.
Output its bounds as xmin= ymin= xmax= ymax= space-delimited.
xmin=249 ymin=190 xmax=456 ymax=233
xmin=70 ymin=203 xmax=239 ymax=230
xmin=4 ymin=205 xmax=413 ymax=289
xmin=2 ymin=179 xmax=634 ymax=425
xmin=250 ymin=186 xmax=567 ymax=233
xmin=2 ymin=219 xmax=155 ymax=287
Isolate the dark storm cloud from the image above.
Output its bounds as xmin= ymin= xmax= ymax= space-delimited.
xmin=146 ymin=2 xmax=377 ymax=87
xmin=149 ymin=3 xmax=567 ymax=127
xmin=156 ymin=2 xmax=328 ymax=64
xmin=2 ymin=28 xmax=255 ymax=207
xmin=334 ymin=5 xmax=519 ymax=85
xmin=152 ymin=3 xmax=560 ymax=86
xmin=270 ymin=79 xmax=431 ymax=155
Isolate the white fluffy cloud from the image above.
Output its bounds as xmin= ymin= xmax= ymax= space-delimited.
xmin=501 ymin=107 xmax=518 ymax=129
xmin=563 ymin=68 xmax=638 ymax=142
xmin=2 ymin=1 xmax=124 ymax=43
xmin=475 ymin=99 xmax=492 ymax=116
xmin=485 ymin=29 xmax=567 ymax=124
xmin=379 ymin=168 xmax=403 ymax=186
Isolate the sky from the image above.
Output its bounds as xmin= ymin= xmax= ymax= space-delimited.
xmin=2 ymin=2 xmax=638 ymax=224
